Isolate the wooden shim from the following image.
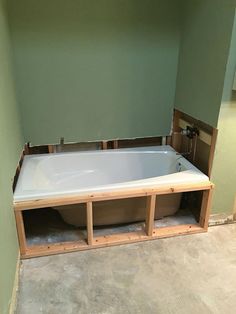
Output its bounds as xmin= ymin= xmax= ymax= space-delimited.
xmin=14 ymin=182 xmax=214 ymax=211
xmin=145 ymin=195 xmax=156 ymax=236
xmin=199 ymin=189 xmax=213 ymax=230
xmin=22 ymin=224 xmax=205 ymax=259
xmin=86 ymin=202 xmax=93 ymax=245
xmin=14 ymin=211 xmax=27 ymax=255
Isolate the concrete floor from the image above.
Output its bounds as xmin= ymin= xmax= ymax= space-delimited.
xmin=16 ymin=224 xmax=236 ymax=314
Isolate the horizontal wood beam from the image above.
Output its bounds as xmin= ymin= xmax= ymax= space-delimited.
xmin=22 ymin=224 xmax=205 ymax=259
xmin=14 ymin=182 xmax=214 ymax=211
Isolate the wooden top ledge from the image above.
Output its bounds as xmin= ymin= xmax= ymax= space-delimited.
xmin=14 ymin=181 xmax=214 ymax=211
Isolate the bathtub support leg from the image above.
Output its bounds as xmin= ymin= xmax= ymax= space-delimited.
xmin=199 ymin=189 xmax=213 ymax=230
xmin=145 ymin=195 xmax=156 ymax=236
xmin=86 ymin=202 xmax=94 ymax=245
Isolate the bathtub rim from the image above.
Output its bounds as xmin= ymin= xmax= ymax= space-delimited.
xmin=13 ymin=145 xmax=209 ymax=202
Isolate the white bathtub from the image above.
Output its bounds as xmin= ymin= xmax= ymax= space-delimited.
xmin=14 ymin=145 xmax=209 ymax=226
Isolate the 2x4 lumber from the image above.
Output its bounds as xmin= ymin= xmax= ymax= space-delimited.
xmin=14 ymin=211 xmax=27 ymax=255
xmin=152 ymin=224 xmax=205 ymax=238
xmin=86 ymin=202 xmax=93 ymax=245
xmin=145 ymin=195 xmax=156 ymax=236
xmin=14 ymin=182 xmax=214 ymax=211
xmin=199 ymin=189 xmax=213 ymax=230
xmin=24 ymin=240 xmax=88 ymax=258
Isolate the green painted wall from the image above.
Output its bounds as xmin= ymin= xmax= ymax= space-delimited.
xmin=174 ymin=0 xmax=236 ymax=217
xmin=5 ymin=0 xmax=236 ymax=222
xmin=8 ymin=0 xmax=181 ymax=145
xmin=175 ymin=0 xmax=235 ymax=127
xmin=0 ymin=1 xmax=23 ymax=313
xmin=211 ymin=11 xmax=236 ymax=216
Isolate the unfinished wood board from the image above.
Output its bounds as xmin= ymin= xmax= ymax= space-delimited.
xmin=14 ymin=182 xmax=214 ymax=211
xmin=14 ymin=211 xmax=27 ymax=255
xmin=145 ymin=195 xmax=156 ymax=236
xmin=199 ymin=189 xmax=213 ymax=230
xmin=22 ymin=224 xmax=205 ymax=259
xmin=86 ymin=202 xmax=93 ymax=245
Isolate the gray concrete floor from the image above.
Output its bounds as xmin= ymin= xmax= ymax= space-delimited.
xmin=17 ymin=224 xmax=236 ymax=314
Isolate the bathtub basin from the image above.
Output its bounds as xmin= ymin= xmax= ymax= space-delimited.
xmin=14 ymin=145 xmax=209 ymax=226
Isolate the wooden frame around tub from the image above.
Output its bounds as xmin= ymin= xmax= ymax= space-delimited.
xmin=14 ymin=181 xmax=214 ymax=259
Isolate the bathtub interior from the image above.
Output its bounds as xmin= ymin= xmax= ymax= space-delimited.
xmin=14 ymin=145 xmax=208 ymax=202
xmin=22 ymin=190 xmax=202 ymax=247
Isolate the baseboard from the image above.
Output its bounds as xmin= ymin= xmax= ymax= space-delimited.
xmin=209 ymin=213 xmax=236 ymax=226
xmin=9 ymin=252 xmax=20 ymax=314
